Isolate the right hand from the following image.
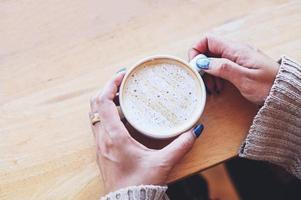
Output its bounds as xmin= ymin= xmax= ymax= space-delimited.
xmin=90 ymin=72 xmax=202 ymax=194
xmin=189 ymin=35 xmax=280 ymax=105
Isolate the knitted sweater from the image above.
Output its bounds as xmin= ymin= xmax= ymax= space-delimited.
xmin=101 ymin=56 xmax=301 ymax=200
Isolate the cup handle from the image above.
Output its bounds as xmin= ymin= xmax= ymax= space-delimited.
xmin=189 ymin=54 xmax=207 ymax=76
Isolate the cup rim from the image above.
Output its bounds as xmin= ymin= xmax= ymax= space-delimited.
xmin=119 ymin=55 xmax=206 ymax=139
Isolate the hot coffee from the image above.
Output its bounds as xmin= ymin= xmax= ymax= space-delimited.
xmin=119 ymin=56 xmax=206 ymax=138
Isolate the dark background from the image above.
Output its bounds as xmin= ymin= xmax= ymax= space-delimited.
xmin=167 ymin=158 xmax=301 ymax=200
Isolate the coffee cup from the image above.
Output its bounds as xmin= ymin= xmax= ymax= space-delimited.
xmin=119 ymin=54 xmax=206 ymax=139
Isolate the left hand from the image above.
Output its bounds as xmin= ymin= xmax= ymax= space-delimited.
xmin=89 ymin=71 xmax=202 ymax=193
xmin=189 ymin=35 xmax=280 ymax=104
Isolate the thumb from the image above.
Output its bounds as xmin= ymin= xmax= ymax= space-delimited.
xmin=159 ymin=124 xmax=204 ymax=165
xmin=196 ymin=57 xmax=251 ymax=87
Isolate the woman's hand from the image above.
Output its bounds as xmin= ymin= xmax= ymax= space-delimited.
xmin=189 ymin=35 xmax=280 ymax=104
xmin=89 ymin=72 xmax=203 ymax=193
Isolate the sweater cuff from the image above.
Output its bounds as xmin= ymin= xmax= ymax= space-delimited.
xmin=100 ymin=185 xmax=169 ymax=200
xmin=239 ymin=56 xmax=301 ymax=179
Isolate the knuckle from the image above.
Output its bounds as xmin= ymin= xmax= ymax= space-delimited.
xmin=108 ymin=124 xmax=123 ymax=135
xmin=205 ymin=34 xmax=215 ymax=45
xmin=98 ymin=138 xmax=114 ymax=153
xmin=100 ymin=148 xmax=112 ymax=161
xmin=205 ymin=33 xmax=216 ymax=41
xmin=219 ymin=59 xmax=232 ymax=75
xmin=180 ymin=137 xmax=194 ymax=151
xmin=96 ymin=94 xmax=107 ymax=105
xmin=104 ymin=138 xmax=114 ymax=149
xmin=204 ymin=33 xmax=211 ymax=41
xmin=113 ymin=78 xmax=120 ymax=86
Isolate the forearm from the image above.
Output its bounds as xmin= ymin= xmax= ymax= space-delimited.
xmin=239 ymin=56 xmax=301 ymax=179
xmin=100 ymin=185 xmax=169 ymax=200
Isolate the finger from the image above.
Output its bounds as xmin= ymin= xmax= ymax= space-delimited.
xmin=188 ymin=47 xmax=200 ymax=61
xmin=101 ymin=72 xmax=125 ymax=101
xmin=192 ymin=34 xmax=226 ymax=56
xmin=90 ymin=119 xmax=103 ymax=145
xmin=192 ymin=34 xmax=241 ymax=62
xmin=89 ymin=99 xmax=106 ymax=145
xmin=88 ymin=111 xmax=106 ymax=157
xmin=204 ymin=57 xmax=252 ymax=88
xmin=89 ymin=111 xmax=100 ymax=137
xmin=89 ymin=72 xmax=123 ymax=113
xmin=113 ymin=92 xmax=120 ymax=106
xmin=189 ymin=48 xmax=215 ymax=95
xmin=94 ymin=72 xmax=130 ymax=141
xmin=89 ymin=99 xmax=103 ymax=139
xmin=159 ymin=124 xmax=204 ymax=165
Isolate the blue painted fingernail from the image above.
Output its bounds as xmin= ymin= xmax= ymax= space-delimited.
xmin=196 ymin=57 xmax=210 ymax=70
xmin=193 ymin=124 xmax=204 ymax=138
xmin=116 ymin=67 xmax=126 ymax=74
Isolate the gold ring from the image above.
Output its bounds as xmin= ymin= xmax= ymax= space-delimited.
xmin=89 ymin=112 xmax=101 ymax=125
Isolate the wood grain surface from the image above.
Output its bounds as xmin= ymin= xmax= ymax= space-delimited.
xmin=1 ymin=0 xmax=301 ymax=199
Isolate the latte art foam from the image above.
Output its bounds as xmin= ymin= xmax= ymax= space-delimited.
xmin=122 ymin=61 xmax=202 ymax=136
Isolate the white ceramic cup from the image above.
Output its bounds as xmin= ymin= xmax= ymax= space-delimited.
xmin=119 ymin=54 xmax=206 ymax=139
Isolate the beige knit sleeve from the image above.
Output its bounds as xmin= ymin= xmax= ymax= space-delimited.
xmin=239 ymin=56 xmax=301 ymax=179
xmin=100 ymin=185 xmax=169 ymax=200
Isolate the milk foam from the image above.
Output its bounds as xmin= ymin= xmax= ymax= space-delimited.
xmin=122 ymin=62 xmax=202 ymax=135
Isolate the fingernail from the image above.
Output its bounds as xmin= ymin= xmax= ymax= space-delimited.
xmin=116 ymin=67 xmax=126 ymax=74
xmin=193 ymin=124 xmax=204 ymax=138
xmin=196 ymin=57 xmax=210 ymax=70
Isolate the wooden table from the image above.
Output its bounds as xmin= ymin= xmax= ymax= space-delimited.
xmin=1 ymin=0 xmax=300 ymax=199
